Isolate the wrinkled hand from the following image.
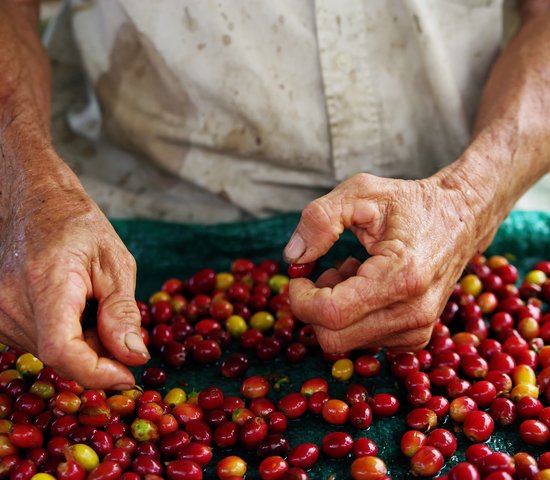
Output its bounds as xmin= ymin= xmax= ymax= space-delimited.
xmin=0 ymin=166 xmax=149 ymax=389
xmin=284 ymin=173 xmax=481 ymax=353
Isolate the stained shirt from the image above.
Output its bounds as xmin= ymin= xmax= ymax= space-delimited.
xmin=49 ymin=0 xmax=508 ymax=221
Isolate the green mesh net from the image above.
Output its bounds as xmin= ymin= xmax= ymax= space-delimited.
xmin=110 ymin=211 xmax=550 ymax=478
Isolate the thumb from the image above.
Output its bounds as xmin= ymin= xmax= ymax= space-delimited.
xmin=284 ymin=174 xmax=385 ymax=263
xmin=94 ymin=251 xmax=150 ymax=366
xmin=284 ymin=194 xmax=345 ymax=263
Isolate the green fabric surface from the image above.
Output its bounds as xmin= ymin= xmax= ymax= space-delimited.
xmin=110 ymin=210 xmax=550 ymax=479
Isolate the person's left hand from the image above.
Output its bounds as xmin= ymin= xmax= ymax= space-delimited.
xmin=283 ymin=172 xmax=490 ymax=353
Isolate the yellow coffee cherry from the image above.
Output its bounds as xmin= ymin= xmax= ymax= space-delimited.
xmin=332 ymin=359 xmax=354 ymax=381
xmin=226 ymin=315 xmax=248 ymax=337
xmin=524 ymin=269 xmax=547 ymax=286
xmin=510 ymin=384 xmax=539 ymax=403
xmin=16 ymin=353 xmax=44 ymax=377
xmin=216 ymin=272 xmax=235 ymax=291
xmin=250 ymin=312 xmax=275 ymax=332
xmin=31 ymin=475 xmax=57 ymax=480
xmin=0 ymin=420 xmax=12 ymax=433
xmin=511 ymin=364 xmax=537 ymax=386
xmin=487 ymin=255 xmax=509 ymax=270
xmin=148 ymin=291 xmax=171 ymax=304
xmin=67 ymin=443 xmax=100 ymax=471
xmin=268 ymin=274 xmax=289 ymax=293
xmin=30 ymin=380 xmax=56 ymax=400
xmin=121 ymin=388 xmax=143 ymax=401
xmin=533 ymin=469 xmax=550 ymax=480
xmin=517 ymin=317 xmax=540 ymax=341
xmin=460 ymin=274 xmax=483 ymax=297
xmin=163 ymin=387 xmax=187 ymax=407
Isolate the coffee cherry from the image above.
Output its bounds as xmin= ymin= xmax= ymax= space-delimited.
xmin=332 ymin=359 xmax=354 ymax=381
xmin=405 ymin=408 xmax=438 ymax=433
xmin=463 ymin=411 xmax=494 ymax=442
xmin=355 ymin=356 xmax=381 ymax=377
xmin=370 ymin=394 xmax=399 ymax=417
xmin=259 ymin=455 xmax=289 ymax=480
xmin=468 ymin=380 xmax=497 ymax=408
xmin=287 ymin=262 xmax=315 ymax=279
xmin=220 ymin=352 xmax=249 ymax=379
xmin=519 ymin=419 xmax=550 ymax=446
xmin=66 ymin=443 xmax=100 ymax=472
xmin=410 ymin=446 xmax=444 ymax=477
xmin=165 ymin=459 xmax=202 ymax=480
xmin=426 ymin=428 xmax=457 ymax=458
xmin=216 ymin=455 xmax=247 ymax=480
xmin=287 ymin=443 xmax=319 ymax=470
xmin=214 ymin=421 xmax=238 ymax=449
xmin=450 ymin=396 xmax=478 ymax=423
xmin=241 ymin=376 xmax=270 ymax=399
xmin=516 ymin=396 xmax=543 ymax=420
xmin=8 ymin=423 xmax=43 ymax=449
xmin=350 ymin=455 xmax=387 ymax=480
xmin=321 ymin=399 xmax=349 ymax=425
xmin=300 ymin=378 xmax=329 ymax=397
xmin=513 ymin=452 xmax=539 ymax=480
xmin=353 ymin=438 xmax=378 ymax=458
xmin=256 ymin=434 xmax=290 ymax=458
xmin=239 ymin=417 xmax=268 ymax=450
xmin=345 ymin=383 xmax=369 ymax=405
xmin=192 ymin=339 xmax=222 ymax=364
xmin=489 ymin=397 xmax=516 ymax=426
xmin=400 ymin=430 xmax=427 ymax=458
xmin=447 ymin=462 xmax=481 ymax=480
xmin=322 ymin=431 xmax=354 ymax=458
xmin=478 ymin=452 xmax=515 ymax=477
xmin=349 ymin=402 xmax=372 ymax=430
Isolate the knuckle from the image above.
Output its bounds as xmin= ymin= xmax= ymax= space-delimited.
xmin=315 ymin=327 xmax=345 ymax=354
xmin=402 ymin=262 xmax=431 ymax=297
xmin=103 ymin=295 xmax=140 ymax=323
xmin=405 ymin=309 xmax=433 ymax=333
xmin=408 ymin=328 xmax=433 ymax=352
xmin=122 ymin=251 xmax=137 ymax=276
xmin=301 ymin=198 xmax=331 ymax=227
xmin=349 ymin=172 xmax=372 ymax=190
xmin=318 ymin=297 xmax=345 ymax=330
xmin=110 ymin=246 xmax=137 ymax=276
xmin=36 ymin=340 xmax=63 ymax=369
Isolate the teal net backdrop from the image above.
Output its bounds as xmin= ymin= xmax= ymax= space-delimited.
xmin=110 ymin=211 xmax=550 ymax=479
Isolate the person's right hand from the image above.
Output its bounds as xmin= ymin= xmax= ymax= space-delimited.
xmin=0 ymin=156 xmax=149 ymax=390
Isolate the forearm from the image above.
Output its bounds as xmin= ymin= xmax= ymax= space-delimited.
xmin=0 ymin=0 xmax=82 ymax=219
xmin=0 ymin=0 xmax=49 ymax=129
xmin=434 ymin=8 xmax=550 ymax=252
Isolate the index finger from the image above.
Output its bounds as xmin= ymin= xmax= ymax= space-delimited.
xmin=93 ymin=244 xmax=149 ymax=366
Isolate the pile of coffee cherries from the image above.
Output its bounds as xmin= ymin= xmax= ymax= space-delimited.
xmin=0 ymin=255 xmax=549 ymax=479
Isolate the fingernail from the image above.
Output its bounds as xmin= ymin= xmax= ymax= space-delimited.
xmin=284 ymin=233 xmax=306 ymax=262
xmin=125 ymin=332 xmax=150 ymax=359
xmin=111 ymin=383 xmax=135 ymax=391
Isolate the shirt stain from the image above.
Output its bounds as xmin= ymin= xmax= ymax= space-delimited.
xmin=184 ymin=7 xmax=198 ymax=32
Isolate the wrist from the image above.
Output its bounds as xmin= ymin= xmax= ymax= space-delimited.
xmin=431 ymin=144 xmax=506 ymax=256
xmin=1 ymin=133 xmax=84 ymax=215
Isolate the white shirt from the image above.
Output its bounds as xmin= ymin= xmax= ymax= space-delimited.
xmin=50 ymin=0 xmax=507 ymax=219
